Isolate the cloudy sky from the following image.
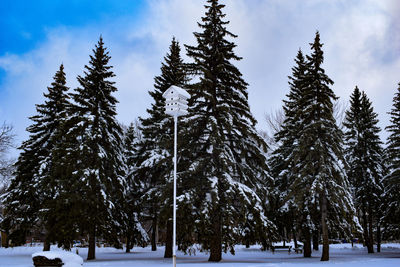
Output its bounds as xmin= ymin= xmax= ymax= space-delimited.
xmin=1 ymin=0 xmax=400 ymax=149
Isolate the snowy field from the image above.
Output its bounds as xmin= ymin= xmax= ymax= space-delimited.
xmin=1 ymin=243 xmax=399 ymax=267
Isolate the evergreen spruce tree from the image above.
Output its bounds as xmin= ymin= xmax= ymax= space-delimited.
xmin=65 ymin=37 xmax=125 ymax=260
xmin=343 ymin=87 xmax=384 ymax=253
xmin=133 ymin=38 xmax=187 ymax=256
xmin=123 ymin=122 xmax=148 ymax=253
xmin=184 ymin=0 xmax=272 ymax=261
xmin=2 ymin=141 xmax=39 ymax=246
xmin=289 ymin=32 xmax=356 ymax=261
xmin=384 ymin=82 xmax=400 ymax=240
xmin=268 ymin=49 xmax=307 ymax=250
xmin=2 ymin=64 xmax=70 ymax=250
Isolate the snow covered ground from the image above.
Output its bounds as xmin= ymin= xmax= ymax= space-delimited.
xmin=0 ymin=243 xmax=399 ymax=267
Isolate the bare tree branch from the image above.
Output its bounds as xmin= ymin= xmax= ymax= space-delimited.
xmin=0 ymin=122 xmax=16 ymax=187
xmin=263 ymin=108 xmax=285 ymax=150
xmin=0 ymin=122 xmax=15 ymax=154
xmin=333 ymin=100 xmax=348 ymax=130
xmin=263 ymin=100 xmax=347 ymax=151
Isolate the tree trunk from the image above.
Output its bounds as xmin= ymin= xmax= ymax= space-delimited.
xmin=377 ymin=222 xmax=381 ymax=253
xmin=320 ymin=193 xmax=329 ymax=261
xmin=261 ymin=237 xmax=268 ymax=251
xmin=43 ymin=229 xmax=50 ymax=251
xmin=303 ymin=230 xmax=312 ymax=257
xmin=151 ymin=217 xmax=157 ymax=251
xmin=208 ymin=211 xmax=222 ymax=262
xmin=43 ymin=240 xmax=51 ymax=251
xmin=164 ymin=219 xmax=173 ymax=258
xmin=283 ymin=226 xmax=287 ymax=246
xmin=87 ymin=227 xmax=96 ymax=260
xmin=126 ymin=233 xmax=131 ymax=253
xmin=3 ymin=232 xmax=9 ymax=248
xmin=4 ymin=234 xmax=10 ymax=248
xmin=367 ymin=205 xmax=374 ymax=253
xmin=292 ymin=226 xmax=298 ymax=248
xmin=362 ymin=207 xmax=369 ymax=248
xmin=313 ymin=230 xmax=319 ymax=251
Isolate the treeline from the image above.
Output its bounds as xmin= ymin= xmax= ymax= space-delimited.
xmin=1 ymin=0 xmax=399 ymax=263
xmin=267 ymin=37 xmax=397 ymax=261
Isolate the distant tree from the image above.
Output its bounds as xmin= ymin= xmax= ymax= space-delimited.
xmin=265 ymin=100 xmax=346 ymax=153
xmin=383 ymin=82 xmax=400 ymax=240
xmin=0 ymin=122 xmax=15 ymax=185
xmin=184 ymin=0 xmax=273 ymax=261
xmin=0 ymin=122 xmax=15 ymax=239
xmin=122 ymin=121 xmax=148 ymax=253
xmin=343 ymin=87 xmax=384 ymax=253
xmin=65 ymin=37 xmax=125 ymax=260
xmin=263 ymin=109 xmax=285 ymax=151
xmin=333 ymin=100 xmax=347 ymax=130
xmin=2 ymin=65 xmax=70 ymax=250
xmin=133 ymin=37 xmax=187 ymax=256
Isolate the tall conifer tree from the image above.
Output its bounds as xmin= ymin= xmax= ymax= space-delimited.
xmin=2 ymin=64 xmax=70 ymax=250
xmin=184 ymin=0 xmax=272 ymax=261
xmin=384 ymin=82 xmax=400 ymax=240
xmin=122 ymin=122 xmax=148 ymax=253
xmin=289 ymin=32 xmax=356 ymax=261
xmin=66 ymin=37 xmax=125 ymax=260
xmin=343 ymin=87 xmax=384 ymax=253
xmin=133 ymin=38 xmax=187 ymax=254
xmin=269 ymin=50 xmax=307 ymax=248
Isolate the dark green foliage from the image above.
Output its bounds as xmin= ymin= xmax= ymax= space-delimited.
xmin=133 ymin=38 xmax=187 ymax=252
xmin=183 ymin=0 xmax=272 ymax=261
xmin=286 ymin=32 xmax=356 ymax=260
xmin=343 ymin=87 xmax=384 ymax=252
xmin=64 ymin=37 xmax=125 ymax=259
xmin=122 ymin=122 xmax=148 ymax=252
xmin=384 ymin=82 xmax=400 ymax=239
xmin=2 ymin=64 xmax=70 ymax=248
xmin=268 ymin=50 xmax=307 ymax=244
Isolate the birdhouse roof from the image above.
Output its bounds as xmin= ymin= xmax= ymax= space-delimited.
xmin=163 ymin=85 xmax=190 ymax=99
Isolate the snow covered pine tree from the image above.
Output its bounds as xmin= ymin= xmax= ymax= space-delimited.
xmin=2 ymin=64 xmax=70 ymax=251
xmin=122 ymin=122 xmax=148 ymax=253
xmin=343 ymin=87 xmax=384 ymax=253
xmin=288 ymin=32 xmax=357 ymax=261
xmin=184 ymin=0 xmax=273 ymax=261
xmin=65 ymin=37 xmax=126 ymax=260
xmin=384 ymin=82 xmax=400 ymax=240
xmin=269 ymin=49 xmax=307 ymax=250
xmin=133 ymin=38 xmax=187 ymax=256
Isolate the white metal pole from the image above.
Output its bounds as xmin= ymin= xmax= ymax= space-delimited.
xmin=173 ymin=115 xmax=177 ymax=267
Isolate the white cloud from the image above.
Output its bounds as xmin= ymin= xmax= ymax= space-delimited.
xmin=322 ymin=0 xmax=400 ymax=140
xmin=1 ymin=0 xmax=399 ymax=148
xmin=0 ymin=28 xmax=96 ymax=145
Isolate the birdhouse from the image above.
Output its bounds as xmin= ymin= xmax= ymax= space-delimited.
xmin=163 ymin=85 xmax=190 ymax=117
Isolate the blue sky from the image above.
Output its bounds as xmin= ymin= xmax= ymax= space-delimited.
xmin=0 ymin=0 xmax=146 ymax=54
xmin=1 ymin=0 xmax=400 ymax=150
xmin=0 ymin=0 xmax=147 ymax=101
